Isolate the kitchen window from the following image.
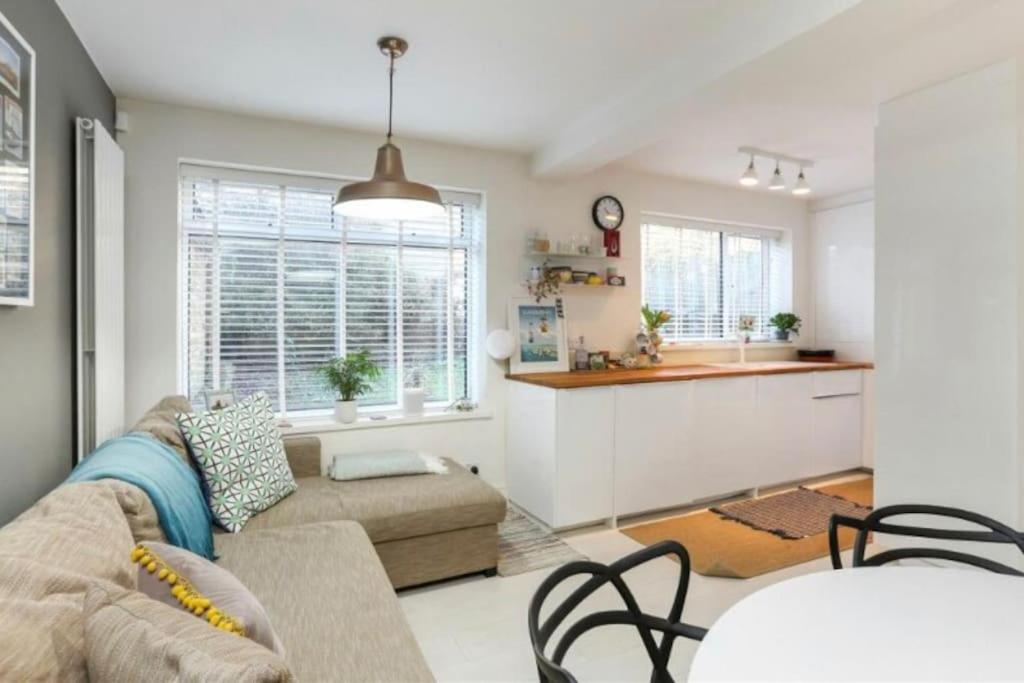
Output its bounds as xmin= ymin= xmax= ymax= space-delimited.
xmin=641 ymin=216 xmax=789 ymax=343
xmin=179 ymin=164 xmax=482 ymax=415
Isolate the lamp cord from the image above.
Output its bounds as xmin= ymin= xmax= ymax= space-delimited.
xmin=386 ymin=51 xmax=395 ymax=143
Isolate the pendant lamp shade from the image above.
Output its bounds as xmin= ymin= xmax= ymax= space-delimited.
xmin=334 ymin=143 xmax=444 ymax=220
xmin=333 ymin=36 xmax=445 ymax=221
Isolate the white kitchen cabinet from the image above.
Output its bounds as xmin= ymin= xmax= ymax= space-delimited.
xmin=862 ymin=369 xmax=875 ymax=469
xmin=505 ymin=382 xmax=614 ymax=529
xmin=506 ymin=382 xmax=557 ymax=525
xmin=614 ymin=382 xmax=694 ymax=516
xmin=554 ymin=386 xmax=615 ymax=527
xmin=812 ymin=394 xmax=863 ymax=475
xmin=506 ymin=369 xmax=867 ymax=528
xmin=690 ymin=377 xmax=758 ymax=500
xmin=757 ymin=373 xmax=815 ymax=486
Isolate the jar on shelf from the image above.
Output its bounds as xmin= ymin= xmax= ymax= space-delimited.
xmin=532 ymin=230 xmax=550 ymax=253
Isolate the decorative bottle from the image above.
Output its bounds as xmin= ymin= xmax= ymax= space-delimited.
xmin=575 ymin=336 xmax=589 ymax=371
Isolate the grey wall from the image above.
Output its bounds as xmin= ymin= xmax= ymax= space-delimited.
xmin=0 ymin=0 xmax=114 ymax=524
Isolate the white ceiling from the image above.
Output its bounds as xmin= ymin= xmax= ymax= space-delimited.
xmin=56 ymin=0 xmax=1024 ymax=199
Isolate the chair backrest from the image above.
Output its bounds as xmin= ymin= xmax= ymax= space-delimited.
xmin=527 ymin=540 xmax=706 ymax=683
xmin=829 ymin=504 xmax=1024 ymax=575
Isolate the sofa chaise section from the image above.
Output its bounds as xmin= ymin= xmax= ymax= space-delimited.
xmin=214 ymin=521 xmax=434 ymax=682
xmin=241 ymin=441 xmax=507 ymax=588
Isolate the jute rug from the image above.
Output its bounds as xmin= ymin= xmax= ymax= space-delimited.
xmin=621 ymin=478 xmax=873 ymax=579
xmin=498 ymin=507 xmax=586 ymax=577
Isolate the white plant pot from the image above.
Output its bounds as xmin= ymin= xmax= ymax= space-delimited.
xmin=403 ymin=387 xmax=425 ymax=416
xmin=335 ymin=400 xmax=358 ymax=424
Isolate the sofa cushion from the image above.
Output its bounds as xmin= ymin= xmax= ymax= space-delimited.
xmin=215 ymin=521 xmax=434 ymax=682
xmin=0 ymin=481 xmax=138 ymax=681
xmin=134 ymin=541 xmax=284 ymax=655
xmin=83 ymin=584 xmax=292 ymax=682
xmin=103 ymin=479 xmax=167 ymax=544
xmin=241 ymin=458 xmax=507 ymax=543
xmin=281 ymin=436 xmax=321 ymax=478
xmin=130 ymin=395 xmax=194 ymax=465
xmin=178 ymin=392 xmax=298 ymax=532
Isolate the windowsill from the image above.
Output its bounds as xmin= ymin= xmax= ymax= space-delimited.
xmin=662 ymin=340 xmax=795 ymax=351
xmin=280 ymin=408 xmax=493 ymax=435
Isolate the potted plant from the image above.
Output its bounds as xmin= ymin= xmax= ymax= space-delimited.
xmin=768 ymin=312 xmax=802 ymax=341
xmin=318 ymin=350 xmax=381 ymax=423
xmin=641 ymin=305 xmax=672 ymax=364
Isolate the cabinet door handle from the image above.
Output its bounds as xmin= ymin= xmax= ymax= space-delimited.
xmin=812 ymin=392 xmax=859 ymax=399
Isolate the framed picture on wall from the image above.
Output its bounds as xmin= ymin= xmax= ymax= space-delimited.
xmin=0 ymin=10 xmax=33 ymax=307
xmin=508 ymin=297 xmax=569 ymax=375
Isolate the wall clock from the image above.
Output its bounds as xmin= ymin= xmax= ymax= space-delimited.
xmin=592 ymin=195 xmax=624 ymax=231
xmin=592 ymin=195 xmax=623 ymax=257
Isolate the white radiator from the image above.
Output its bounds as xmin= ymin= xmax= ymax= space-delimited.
xmin=76 ymin=118 xmax=125 ymax=462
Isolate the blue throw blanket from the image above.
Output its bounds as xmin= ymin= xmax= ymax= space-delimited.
xmin=67 ymin=434 xmax=215 ymax=560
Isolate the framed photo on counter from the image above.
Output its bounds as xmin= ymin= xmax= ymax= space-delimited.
xmin=0 ymin=10 xmax=34 ymax=307
xmin=508 ymin=297 xmax=568 ymax=374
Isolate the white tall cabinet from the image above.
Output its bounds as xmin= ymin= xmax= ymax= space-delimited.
xmin=507 ymin=368 xmax=866 ymax=529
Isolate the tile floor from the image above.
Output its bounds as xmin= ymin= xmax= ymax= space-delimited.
xmin=399 ymin=475 xmax=869 ymax=682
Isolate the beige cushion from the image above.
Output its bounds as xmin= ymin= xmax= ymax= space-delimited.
xmin=83 ymin=584 xmax=293 ymax=682
xmin=242 ymin=458 xmax=506 ymax=543
xmin=103 ymin=479 xmax=168 ymax=543
xmin=130 ymin=395 xmax=195 ymax=464
xmin=281 ymin=436 xmax=321 ymax=478
xmin=136 ymin=541 xmax=284 ymax=655
xmin=215 ymin=521 xmax=434 ymax=682
xmin=0 ymin=482 xmax=138 ymax=681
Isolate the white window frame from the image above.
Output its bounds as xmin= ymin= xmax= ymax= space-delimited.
xmin=177 ymin=160 xmax=486 ymax=417
xmin=640 ymin=212 xmax=791 ymax=346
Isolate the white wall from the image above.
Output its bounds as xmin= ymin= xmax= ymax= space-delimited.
xmin=810 ymin=192 xmax=874 ymax=360
xmin=875 ymin=59 xmax=1024 ymax=542
xmin=117 ymin=98 xmax=810 ymax=487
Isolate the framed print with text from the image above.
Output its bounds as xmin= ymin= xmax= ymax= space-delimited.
xmin=0 ymin=10 xmax=33 ymax=307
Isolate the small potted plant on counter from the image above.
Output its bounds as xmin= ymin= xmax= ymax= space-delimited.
xmin=641 ymin=304 xmax=672 ymax=364
xmin=768 ymin=312 xmax=802 ymax=341
xmin=319 ymin=350 xmax=381 ymax=424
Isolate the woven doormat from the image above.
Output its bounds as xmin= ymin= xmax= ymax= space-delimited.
xmin=711 ymin=486 xmax=872 ymax=540
xmin=498 ymin=507 xmax=586 ymax=577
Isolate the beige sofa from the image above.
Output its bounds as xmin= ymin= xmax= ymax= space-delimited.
xmin=0 ymin=403 xmax=507 ymax=680
xmin=242 ymin=436 xmax=507 ymax=589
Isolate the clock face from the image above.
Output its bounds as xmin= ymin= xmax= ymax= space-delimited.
xmin=592 ymin=195 xmax=624 ymax=231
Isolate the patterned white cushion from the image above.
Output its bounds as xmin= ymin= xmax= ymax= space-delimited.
xmin=177 ymin=393 xmax=297 ymax=532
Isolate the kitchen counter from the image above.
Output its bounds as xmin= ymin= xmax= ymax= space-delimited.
xmin=506 ymin=360 xmax=873 ymax=389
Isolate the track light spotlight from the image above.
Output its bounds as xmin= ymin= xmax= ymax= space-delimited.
xmin=739 ymin=156 xmax=759 ymax=186
xmin=769 ymin=162 xmax=785 ymax=190
xmin=792 ymin=168 xmax=810 ymax=196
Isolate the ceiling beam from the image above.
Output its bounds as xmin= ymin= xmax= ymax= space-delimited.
xmin=530 ymin=0 xmax=865 ymax=179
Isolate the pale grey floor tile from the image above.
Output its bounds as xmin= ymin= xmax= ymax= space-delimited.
xmin=398 ymin=526 xmax=869 ymax=681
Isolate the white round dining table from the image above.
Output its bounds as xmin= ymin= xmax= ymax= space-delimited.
xmin=688 ymin=566 xmax=1024 ymax=682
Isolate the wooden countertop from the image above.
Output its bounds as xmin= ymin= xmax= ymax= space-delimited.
xmin=506 ymin=361 xmax=874 ymax=389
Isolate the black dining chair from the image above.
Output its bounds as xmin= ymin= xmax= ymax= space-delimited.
xmin=828 ymin=504 xmax=1024 ymax=575
xmin=527 ymin=540 xmax=707 ymax=683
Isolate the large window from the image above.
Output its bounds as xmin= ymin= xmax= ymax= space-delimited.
xmin=641 ymin=216 xmax=789 ymax=343
xmin=180 ymin=165 xmax=482 ymax=415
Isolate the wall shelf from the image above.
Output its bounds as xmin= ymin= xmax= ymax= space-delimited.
xmin=526 ymin=250 xmax=626 ymax=262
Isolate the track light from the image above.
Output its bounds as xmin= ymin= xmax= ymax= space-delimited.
xmin=768 ymin=162 xmax=785 ymax=190
xmin=737 ymin=147 xmax=813 ymax=194
xmin=792 ymin=168 xmax=810 ymax=196
xmin=739 ymin=156 xmax=759 ymax=186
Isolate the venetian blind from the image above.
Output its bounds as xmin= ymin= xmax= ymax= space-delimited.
xmin=641 ymin=216 xmax=787 ymax=343
xmin=180 ymin=165 xmax=481 ymax=414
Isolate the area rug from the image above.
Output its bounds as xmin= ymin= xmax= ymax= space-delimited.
xmin=710 ymin=485 xmax=872 ymax=540
xmin=498 ymin=507 xmax=586 ymax=577
xmin=620 ymin=478 xmax=873 ymax=579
